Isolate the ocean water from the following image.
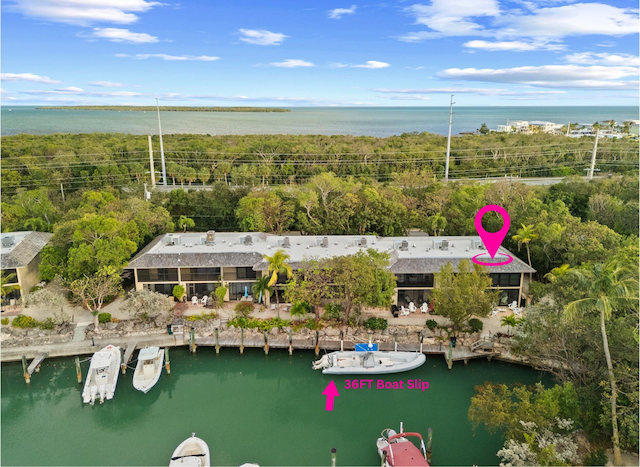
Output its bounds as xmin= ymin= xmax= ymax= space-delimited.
xmin=1 ymin=348 xmax=550 ymax=466
xmin=1 ymin=106 xmax=638 ymax=137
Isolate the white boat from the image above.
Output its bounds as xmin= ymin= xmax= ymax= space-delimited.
xmin=313 ymin=350 xmax=426 ymax=375
xmin=133 ymin=346 xmax=164 ymax=393
xmin=169 ymin=433 xmax=210 ymax=466
xmin=82 ymin=345 xmax=121 ymax=405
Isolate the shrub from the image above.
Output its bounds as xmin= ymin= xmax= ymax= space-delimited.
xmin=172 ymin=285 xmax=185 ymax=301
xmin=185 ymin=311 xmax=218 ymax=322
xmin=98 ymin=312 xmax=112 ymax=324
xmin=364 ymin=317 xmax=388 ymax=330
xmin=11 ymin=314 xmax=38 ymax=328
xmin=38 ymin=317 xmax=55 ymax=330
xmin=583 ymin=448 xmax=607 ymax=467
xmin=468 ymin=318 xmax=484 ymax=333
xmin=290 ymin=301 xmax=313 ymax=318
xmin=213 ymin=286 xmax=226 ymax=308
xmin=323 ymin=303 xmax=342 ymax=320
xmin=1 ymin=317 xmax=9 ymax=325
xmin=425 ymin=319 xmax=438 ymax=331
xmin=125 ymin=289 xmax=175 ymax=322
xmin=235 ymin=301 xmax=254 ymax=317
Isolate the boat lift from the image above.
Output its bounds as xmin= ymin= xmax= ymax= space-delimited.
xmin=21 ymin=353 xmax=48 ymax=383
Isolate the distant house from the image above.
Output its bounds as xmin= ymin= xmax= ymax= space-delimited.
xmin=495 ymin=120 xmax=530 ymax=134
xmin=529 ymin=121 xmax=563 ymax=133
xmin=1 ymin=231 xmax=52 ymax=306
xmin=127 ymin=232 xmax=535 ymax=308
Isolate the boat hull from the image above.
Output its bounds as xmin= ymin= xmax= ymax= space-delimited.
xmin=133 ymin=348 xmax=164 ymax=393
xmin=82 ymin=345 xmax=121 ymax=404
xmin=169 ymin=435 xmax=210 ymax=466
xmin=320 ymin=351 xmax=426 ymax=375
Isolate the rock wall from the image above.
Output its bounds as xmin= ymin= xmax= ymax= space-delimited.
xmin=1 ymin=323 xmax=75 ymax=347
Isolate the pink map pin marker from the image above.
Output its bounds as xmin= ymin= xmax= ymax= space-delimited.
xmin=474 ymin=205 xmax=511 ymax=259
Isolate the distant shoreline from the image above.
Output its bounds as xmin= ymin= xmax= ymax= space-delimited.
xmin=35 ymin=106 xmax=291 ymax=112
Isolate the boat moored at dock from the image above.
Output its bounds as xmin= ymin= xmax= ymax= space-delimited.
xmin=133 ymin=346 xmax=164 ymax=393
xmin=313 ymin=350 xmax=426 ymax=375
xmin=82 ymin=345 xmax=121 ymax=405
xmin=169 ymin=433 xmax=210 ymax=466
xmin=376 ymin=423 xmax=431 ymax=467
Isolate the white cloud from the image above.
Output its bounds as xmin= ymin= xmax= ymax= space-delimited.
xmin=90 ymin=81 xmax=128 ymax=87
xmin=398 ymin=2 xmax=638 ymax=44
xmin=496 ymin=3 xmax=639 ymax=39
xmin=238 ymin=29 xmax=288 ymax=46
xmin=116 ymin=54 xmax=220 ymax=61
xmin=328 ymin=5 xmax=357 ymax=19
xmin=328 ymin=62 xmax=349 ymax=68
xmin=438 ymin=65 xmax=639 ymax=89
xmin=352 ymin=60 xmax=390 ymax=69
xmin=56 ymin=86 xmax=83 ymax=92
xmin=564 ymin=52 xmax=640 ymax=67
xmin=463 ymin=40 xmax=565 ymax=52
xmin=398 ymin=0 xmax=500 ymax=41
xmin=1 ymin=72 xmax=61 ymax=84
xmin=9 ymin=0 xmax=160 ymax=26
xmin=88 ymin=27 xmax=158 ymax=44
xmin=382 ymin=95 xmax=432 ymax=100
xmin=374 ymin=87 xmax=566 ymax=96
xmin=596 ymin=41 xmax=616 ymax=48
xmin=268 ymin=59 xmax=315 ymax=68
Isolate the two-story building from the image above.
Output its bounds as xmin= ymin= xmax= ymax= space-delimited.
xmin=1 ymin=231 xmax=53 ymax=307
xmin=127 ymin=232 xmax=535 ymax=308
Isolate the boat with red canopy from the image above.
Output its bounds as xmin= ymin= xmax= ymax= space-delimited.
xmin=376 ymin=423 xmax=432 ymax=467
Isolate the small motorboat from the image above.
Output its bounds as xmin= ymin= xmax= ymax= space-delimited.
xmin=377 ymin=423 xmax=431 ymax=467
xmin=82 ymin=345 xmax=121 ymax=405
xmin=133 ymin=346 xmax=164 ymax=393
xmin=313 ymin=351 xmax=426 ymax=375
xmin=169 ymin=433 xmax=210 ymax=466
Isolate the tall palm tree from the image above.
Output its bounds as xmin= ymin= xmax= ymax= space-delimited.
xmin=513 ymin=224 xmax=538 ymax=282
xmin=263 ymin=249 xmax=292 ymax=318
xmin=1 ymin=271 xmax=21 ymax=304
xmin=252 ymin=275 xmax=273 ymax=306
xmin=565 ymin=260 xmax=639 ymax=466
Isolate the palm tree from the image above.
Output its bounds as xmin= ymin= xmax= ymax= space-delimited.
xmin=513 ymin=224 xmax=538 ymax=282
xmin=500 ymin=314 xmax=519 ymax=336
xmin=1 ymin=271 xmax=21 ymax=305
xmin=565 ymin=260 xmax=639 ymax=466
xmin=543 ymin=263 xmax=571 ymax=283
xmin=263 ymin=249 xmax=292 ymax=318
xmin=252 ymin=275 xmax=273 ymax=306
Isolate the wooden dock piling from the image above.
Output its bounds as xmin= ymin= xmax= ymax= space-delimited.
xmin=340 ymin=331 xmax=344 ymax=351
xmin=314 ymin=331 xmax=320 ymax=357
xmin=447 ymin=345 xmax=453 ymax=369
xmin=240 ymin=328 xmax=244 ymax=355
xmin=190 ymin=328 xmax=196 ymax=353
xmin=75 ymin=356 xmax=82 ymax=383
xmin=288 ymin=329 xmax=293 ymax=355
xmin=164 ymin=347 xmax=171 ymax=374
xmin=264 ymin=330 xmax=269 ymax=355
xmin=331 ymin=448 xmax=337 ymax=467
xmin=419 ymin=335 xmax=424 ymax=354
xmin=215 ymin=328 xmax=220 ymax=354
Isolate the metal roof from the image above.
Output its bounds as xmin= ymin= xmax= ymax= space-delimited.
xmin=0 ymin=231 xmax=53 ymax=269
xmin=127 ymin=232 xmax=535 ymax=274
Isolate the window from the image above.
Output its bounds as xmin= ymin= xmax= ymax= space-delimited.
xmin=180 ymin=268 xmax=221 ymax=281
xmin=490 ymin=273 xmax=520 ymax=287
xmin=228 ymin=282 xmax=256 ymax=301
xmin=497 ymin=289 xmax=521 ymax=307
xmin=137 ymin=268 xmax=179 ymax=282
xmin=187 ymin=282 xmax=216 ymax=299
xmin=236 ymin=267 xmax=257 ymax=279
xmin=398 ymin=289 xmax=431 ymax=306
xmin=395 ymin=274 xmax=434 ymax=288
xmin=145 ymin=283 xmax=178 ymax=296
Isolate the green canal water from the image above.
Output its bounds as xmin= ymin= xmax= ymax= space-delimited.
xmin=1 ymin=348 xmax=550 ymax=466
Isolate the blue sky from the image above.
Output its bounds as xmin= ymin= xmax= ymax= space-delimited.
xmin=2 ymin=0 xmax=638 ymax=106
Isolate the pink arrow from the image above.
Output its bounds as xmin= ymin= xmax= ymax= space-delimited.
xmin=322 ymin=380 xmax=340 ymax=411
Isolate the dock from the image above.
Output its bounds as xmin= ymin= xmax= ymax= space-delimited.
xmin=121 ymin=342 xmax=138 ymax=374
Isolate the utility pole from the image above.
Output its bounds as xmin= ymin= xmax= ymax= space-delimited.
xmin=148 ymin=135 xmax=156 ymax=187
xmin=444 ymin=94 xmax=454 ymax=182
xmin=588 ymin=128 xmax=600 ymax=180
xmin=156 ymin=98 xmax=167 ymax=186
xmin=566 ymin=122 xmax=570 ymax=136
xmin=60 ymin=183 xmax=65 ymax=202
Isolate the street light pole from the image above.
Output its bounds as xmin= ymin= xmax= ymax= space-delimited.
xmin=444 ymin=94 xmax=454 ymax=182
xmin=156 ymin=98 xmax=167 ymax=186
